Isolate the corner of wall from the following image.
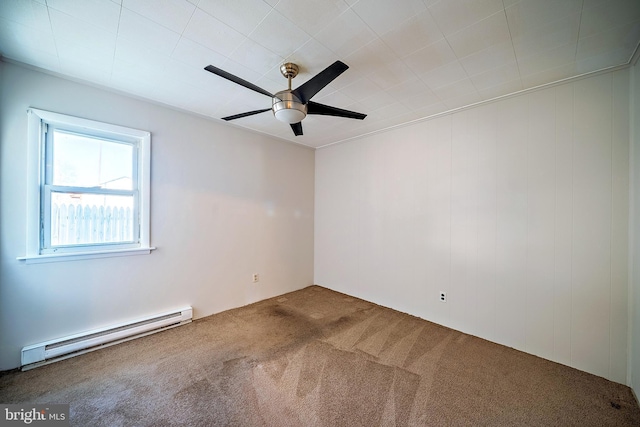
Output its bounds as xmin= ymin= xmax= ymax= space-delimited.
xmin=630 ymin=59 xmax=640 ymax=395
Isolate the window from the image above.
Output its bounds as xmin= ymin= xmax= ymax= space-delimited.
xmin=19 ymin=109 xmax=153 ymax=263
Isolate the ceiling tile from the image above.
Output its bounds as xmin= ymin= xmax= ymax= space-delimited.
xmin=366 ymin=61 xmax=416 ymax=89
xmin=403 ymin=38 xmax=458 ymax=75
xmin=340 ymin=77 xmax=383 ymax=102
xmin=216 ymin=58 xmax=264 ymax=88
xmin=409 ymin=102 xmax=448 ymax=120
xmin=517 ymin=42 xmax=575 ymax=76
xmin=57 ymin=36 xmax=114 ymax=70
xmin=0 ymin=17 xmax=56 ymax=56
xmin=421 ymin=60 xmax=469 ymax=90
xmin=385 ymin=76 xmax=432 ymax=99
xmin=255 ymin=72 xmax=289 ymax=94
xmin=366 ymin=101 xmax=412 ymax=120
xmin=459 ymin=41 xmax=516 ymax=76
xmin=115 ymin=37 xmax=170 ymax=69
xmin=520 ymin=62 xmax=576 ymax=88
xmin=182 ymin=8 xmax=246 ymax=56
xmin=428 ymin=0 xmax=504 ymax=36
xmin=118 ymin=8 xmax=181 ymax=55
xmin=379 ymin=9 xmax=444 ymax=58
xmin=314 ymin=89 xmax=356 ymax=108
xmin=431 ymin=77 xmax=478 ymax=100
xmin=0 ymin=0 xmax=49 ymax=28
xmin=122 ymin=0 xmax=196 ymax=34
xmin=50 ymin=9 xmax=117 ymax=54
xmin=576 ymin=22 xmax=640 ymax=65
xmin=400 ymin=88 xmax=441 ymax=110
xmin=197 ymin=0 xmax=273 ymax=36
xmin=504 ymin=0 xmax=582 ymax=38
xmin=111 ymin=61 xmax=162 ymax=93
xmin=576 ymin=48 xmax=630 ymax=74
xmin=579 ymin=0 xmax=640 ymax=38
xmin=314 ymin=8 xmax=378 ymax=59
xmin=351 ymin=0 xmax=427 ymax=36
xmin=274 ymin=0 xmax=349 ymax=37
xmin=477 ymin=78 xmax=523 ymax=100
xmin=229 ymin=38 xmax=284 ymax=74
xmin=46 ymin=0 xmax=120 ymax=33
xmin=59 ymin=60 xmax=112 ymax=86
xmin=441 ymin=91 xmax=483 ymax=110
xmin=510 ymin=13 xmax=580 ymax=59
xmin=343 ymin=38 xmax=400 ymax=83
xmin=217 ymin=82 xmax=267 ymax=111
xmin=171 ymin=37 xmax=227 ymax=69
xmin=283 ymin=38 xmax=337 ymax=80
xmin=248 ymin=10 xmax=312 ymax=58
xmin=469 ymin=61 xmax=520 ymax=90
xmin=163 ymin=58 xmax=215 ymax=89
xmin=422 ymin=0 xmax=440 ymax=7
xmin=446 ymin=11 xmax=511 ymax=58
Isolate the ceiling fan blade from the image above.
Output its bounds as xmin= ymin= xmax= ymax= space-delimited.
xmin=290 ymin=122 xmax=303 ymax=136
xmin=205 ymin=65 xmax=274 ymax=98
xmin=222 ymin=109 xmax=271 ymax=121
xmin=307 ymin=101 xmax=366 ymax=120
xmin=291 ymin=60 xmax=349 ymax=104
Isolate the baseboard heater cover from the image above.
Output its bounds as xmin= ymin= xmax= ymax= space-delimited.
xmin=21 ymin=306 xmax=192 ymax=370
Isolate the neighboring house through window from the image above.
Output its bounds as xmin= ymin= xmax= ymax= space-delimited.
xmin=19 ymin=109 xmax=152 ymax=263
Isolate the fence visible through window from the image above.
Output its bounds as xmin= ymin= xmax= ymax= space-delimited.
xmin=50 ymin=203 xmax=133 ymax=246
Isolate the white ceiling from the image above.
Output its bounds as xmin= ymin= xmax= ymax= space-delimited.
xmin=1 ymin=0 xmax=639 ymax=148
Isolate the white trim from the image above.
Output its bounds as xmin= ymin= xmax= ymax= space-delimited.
xmin=21 ymin=108 xmax=153 ymax=262
xmin=630 ymin=61 xmax=639 ymax=390
xmin=17 ymin=247 xmax=156 ymax=264
xmin=29 ymin=108 xmax=150 ymax=140
xmin=139 ymin=130 xmax=151 ymax=249
xmin=25 ymin=109 xmax=43 ymax=259
xmin=315 ymin=63 xmax=633 ymax=150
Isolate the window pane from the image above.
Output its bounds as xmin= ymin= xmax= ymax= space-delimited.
xmin=50 ymin=192 xmax=135 ymax=246
xmin=52 ymin=130 xmax=133 ymax=190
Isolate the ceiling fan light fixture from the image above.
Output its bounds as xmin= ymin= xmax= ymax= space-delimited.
xmin=205 ymin=61 xmax=365 ymax=136
xmin=272 ymin=90 xmax=307 ymax=124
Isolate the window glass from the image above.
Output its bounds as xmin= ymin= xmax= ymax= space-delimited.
xmin=51 ymin=130 xmax=134 ymax=190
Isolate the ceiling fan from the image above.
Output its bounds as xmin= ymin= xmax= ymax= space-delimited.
xmin=204 ymin=60 xmax=366 ymax=136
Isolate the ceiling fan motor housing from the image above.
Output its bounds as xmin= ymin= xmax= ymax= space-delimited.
xmin=205 ymin=60 xmax=365 ymax=135
xmin=272 ymin=90 xmax=307 ymax=124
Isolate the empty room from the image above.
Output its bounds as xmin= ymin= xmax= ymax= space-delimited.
xmin=1 ymin=0 xmax=640 ymax=425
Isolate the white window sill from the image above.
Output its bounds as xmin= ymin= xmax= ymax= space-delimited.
xmin=17 ymin=247 xmax=156 ymax=264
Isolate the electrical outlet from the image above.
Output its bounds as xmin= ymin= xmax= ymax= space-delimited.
xmin=439 ymin=291 xmax=446 ymax=303
xmin=252 ymin=273 xmax=259 ymax=283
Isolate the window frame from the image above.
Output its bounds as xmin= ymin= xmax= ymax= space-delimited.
xmin=19 ymin=108 xmax=153 ymax=263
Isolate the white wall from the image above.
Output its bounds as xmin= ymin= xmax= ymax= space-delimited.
xmin=631 ymin=60 xmax=640 ymax=396
xmin=315 ymin=69 xmax=630 ymax=384
xmin=0 ymin=61 xmax=315 ymax=370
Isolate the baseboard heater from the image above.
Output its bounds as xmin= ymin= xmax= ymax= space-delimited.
xmin=21 ymin=306 xmax=192 ymax=370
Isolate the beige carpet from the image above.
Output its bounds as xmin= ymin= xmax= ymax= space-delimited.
xmin=1 ymin=285 xmax=639 ymax=426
